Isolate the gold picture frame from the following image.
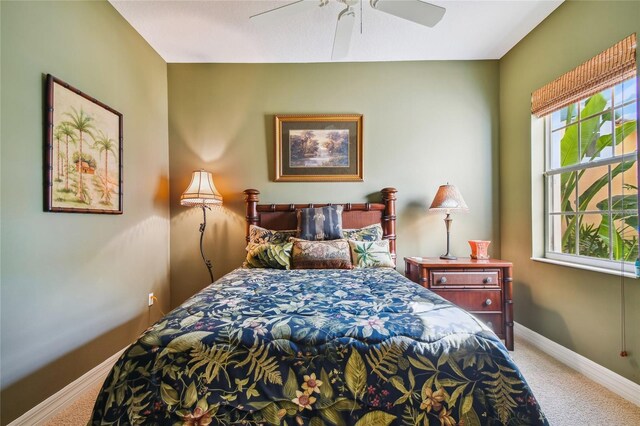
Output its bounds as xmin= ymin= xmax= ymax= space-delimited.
xmin=275 ymin=114 xmax=363 ymax=182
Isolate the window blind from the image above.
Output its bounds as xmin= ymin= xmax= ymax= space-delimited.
xmin=531 ymin=33 xmax=636 ymax=117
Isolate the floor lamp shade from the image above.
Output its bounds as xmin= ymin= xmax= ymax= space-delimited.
xmin=180 ymin=169 xmax=223 ymax=206
xmin=180 ymin=169 xmax=222 ymax=284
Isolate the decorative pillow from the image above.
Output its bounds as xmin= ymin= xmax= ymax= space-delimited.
xmin=296 ymin=206 xmax=344 ymax=240
xmin=244 ymin=242 xmax=293 ymax=269
xmin=349 ymin=239 xmax=395 ymax=268
xmin=290 ymin=238 xmax=352 ymax=269
xmin=248 ymin=225 xmax=296 ymax=247
xmin=343 ymin=223 xmax=384 ymax=241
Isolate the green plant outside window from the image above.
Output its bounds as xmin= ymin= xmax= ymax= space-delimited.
xmin=545 ymin=77 xmax=638 ymax=265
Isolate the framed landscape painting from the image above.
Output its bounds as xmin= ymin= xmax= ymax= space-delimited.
xmin=275 ymin=114 xmax=363 ymax=182
xmin=45 ymin=74 xmax=123 ymax=214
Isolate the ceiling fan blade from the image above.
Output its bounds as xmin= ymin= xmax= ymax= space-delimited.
xmin=332 ymin=7 xmax=355 ymax=60
xmin=250 ymin=0 xmax=314 ymax=20
xmin=370 ymin=0 xmax=445 ymax=27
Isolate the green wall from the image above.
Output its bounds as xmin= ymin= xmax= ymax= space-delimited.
xmin=167 ymin=61 xmax=501 ymax=306
xmin=4 ymin=0 xmax=638 ymax=422
xmin=0 ymin=1 xmax=170 ymax=423
xmin=499 ymin=0 xmax=640 ymax=384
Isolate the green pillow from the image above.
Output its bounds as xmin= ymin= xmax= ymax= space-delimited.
xmin=244 ymin=242 xmax=292 ymax=269
xmin=343 ymin=224 xmax=383 ymax=241
xmin=348 ymin=239 xmax=394 ymax=268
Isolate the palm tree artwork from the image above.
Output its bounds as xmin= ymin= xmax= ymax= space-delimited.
xmin=64 ymin=107 xmax=96 ymax=202
xmin=57 ymin=121 xmax=77 ymax=191
xmin=93 ymin=130 xmax=117 ymax=205
xmin=46 ymin=75 xmax=122 ymax=213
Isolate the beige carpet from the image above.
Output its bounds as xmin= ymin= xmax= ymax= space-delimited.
xmin=45 ymin=336 xmax=639 ymax=425
xmin=510 ymin=338 xmax=640 ymax=425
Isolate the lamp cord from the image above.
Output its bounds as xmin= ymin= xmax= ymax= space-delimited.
xmin=199 ymin=205 xmax=214 ymax=283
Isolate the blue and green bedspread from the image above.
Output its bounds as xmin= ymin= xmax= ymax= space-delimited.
xmin=91 ymin=268 xmax=547 ymax=425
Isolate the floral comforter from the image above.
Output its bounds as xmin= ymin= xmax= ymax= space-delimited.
xmin=91 ymin=268 xmax=547 ymax=425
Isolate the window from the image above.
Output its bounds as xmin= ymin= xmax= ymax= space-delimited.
xmin=543 ymin=77 xmax=638 ymax=273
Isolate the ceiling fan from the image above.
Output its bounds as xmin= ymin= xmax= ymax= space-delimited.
xmin=250 ymin=0 xmax=446 ymax=60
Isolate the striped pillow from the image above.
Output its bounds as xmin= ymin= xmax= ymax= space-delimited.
xmin=296 ymin=206 xmax=343 ymax=240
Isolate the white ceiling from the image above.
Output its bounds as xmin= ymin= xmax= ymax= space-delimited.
xmin=109 ymin=0 xmax=563 ymax=63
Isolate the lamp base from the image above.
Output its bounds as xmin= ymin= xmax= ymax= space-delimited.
xmin=439 ymin=254 xmax=457 ymax=260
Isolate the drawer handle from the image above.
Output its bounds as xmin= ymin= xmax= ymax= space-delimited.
xmin=439 ymin=277 xmax=447 ymax=284
xmin=484 ymin=298 xmax=492 ymax=306
xmin=483 ymin=277 xmax=493 ymax=284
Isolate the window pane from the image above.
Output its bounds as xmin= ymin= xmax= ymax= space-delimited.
xmin=615 ymin=78 xmax=637 ymax=105
xmin=584 ymin=87 xmax=613 ymax=110
xmin=549 ymin=213 xmax=576 ymax=254
xmin=613 ymin=105 xmax=637 ymax=156
xmin=550 ymin=124 xmax=578 ymax=168
xmin=578 ymin=214 xmax=609 ymax=259
xmin=612 ymin=160 xmax=637 ymax=211
xmin=613 ymin=215 xmax=638 ymax=261
xmin=549 ymin=172 xmax=576 ymax=213
xmin=579 ymin=89 xmax=611 ymax=118
xmin=548 ymin=174 xmax=562 ymax=214
xmin=577 ymin=164 xmax=609 ymax=212
xmin=551 ymin=103 xmax=578 ymax=130
xmin=580 ymin=114 xmax=612 ymax=162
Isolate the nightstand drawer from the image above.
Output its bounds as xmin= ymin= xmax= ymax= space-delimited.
xmin=473 ymin=313 xmax=504 ymax=336
xmin=433 ymin=289 xmax=502 ymax=312
xmin=431 ymin=270 xmax=500 ymax=287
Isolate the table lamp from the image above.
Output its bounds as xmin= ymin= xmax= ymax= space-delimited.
xmin=429 ymin=183 xmax=468 ymax=260
xmin=180 ymin=169 xmax=223 ymax=283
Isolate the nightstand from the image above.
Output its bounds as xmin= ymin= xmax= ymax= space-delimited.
xmin=404 ymin=257 xmax=514 ymax=350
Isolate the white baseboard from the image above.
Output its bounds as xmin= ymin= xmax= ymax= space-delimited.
xmin=8 ymin=347 xmax=127 ymax=426
xmin=515 ymin=322 xmax=640 ymax=407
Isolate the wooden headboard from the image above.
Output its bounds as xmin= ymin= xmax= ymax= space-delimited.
xmin=243 ymin=188 xmax=398 ymax=264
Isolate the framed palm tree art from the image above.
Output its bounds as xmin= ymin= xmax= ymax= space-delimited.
xmin=45 ymin=74 xmax=123 ymax=214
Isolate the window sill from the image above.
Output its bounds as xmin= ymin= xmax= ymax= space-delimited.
xmin=531 ymin=257 xmax=638 ymax=279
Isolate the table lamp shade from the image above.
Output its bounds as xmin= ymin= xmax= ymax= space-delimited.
xmin=180 ymin=169 xmax=223 ymax=206
xmin=429 ymin=184 xmax=468 ymax=212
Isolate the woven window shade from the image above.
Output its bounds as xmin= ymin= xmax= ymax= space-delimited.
xmin=531 ymin=33 xmax=637 ymax=117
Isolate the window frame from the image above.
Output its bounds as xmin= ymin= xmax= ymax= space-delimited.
xmin=542 ymin=79 xmax=639 ymax=276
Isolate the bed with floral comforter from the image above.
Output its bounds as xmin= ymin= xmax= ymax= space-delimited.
xmin=91 ymin=268 xmax=547 ymax=425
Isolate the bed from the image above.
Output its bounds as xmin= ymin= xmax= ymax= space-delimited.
xmin=91 ymin=188 xmax=547 ymax=425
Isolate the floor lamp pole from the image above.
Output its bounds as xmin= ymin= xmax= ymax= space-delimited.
xmin=199 ymin=205 xmax=214 ymax=283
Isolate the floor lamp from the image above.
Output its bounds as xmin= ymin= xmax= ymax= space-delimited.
xmin=180 ymin=169 xmax=223 ymax=283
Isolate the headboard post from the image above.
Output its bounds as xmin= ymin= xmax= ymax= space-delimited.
xmin=381 ymin=187 xmax=398 ymax=264
xmin=244 ymin=189 xmax=260 ymax=242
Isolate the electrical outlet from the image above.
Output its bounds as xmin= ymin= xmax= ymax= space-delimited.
xmin=148 ymin=292 xmax=154 ymax=307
